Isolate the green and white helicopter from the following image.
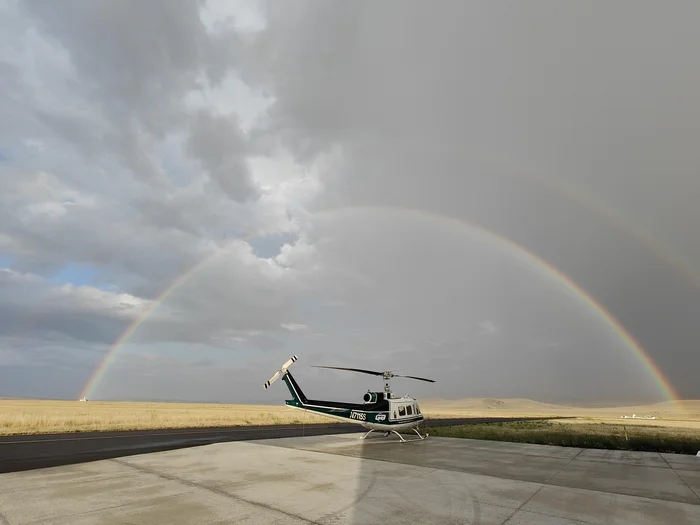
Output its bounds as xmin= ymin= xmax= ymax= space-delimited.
xmin=264 ymin=355 xmax=435 ymax=442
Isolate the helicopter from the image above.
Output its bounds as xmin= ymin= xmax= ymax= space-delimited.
xmin=264 ymin=355 xmax=435 ymax=442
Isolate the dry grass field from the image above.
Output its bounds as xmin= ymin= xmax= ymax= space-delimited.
xmin=2 ymin=397 xmax=699 ymax=436
xmin=0 ymin=399 xmax=335 ymax=435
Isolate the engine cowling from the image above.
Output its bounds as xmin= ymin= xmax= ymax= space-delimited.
xmin=363 ymin=392 xmax=377 ymax=404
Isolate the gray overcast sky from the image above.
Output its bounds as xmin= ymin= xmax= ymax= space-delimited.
xmin=1 ymin=0 xmax=700 ymax=405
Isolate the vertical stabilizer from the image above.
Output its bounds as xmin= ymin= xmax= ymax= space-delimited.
xmin=282 ymin=369 xmax=308 ymax=407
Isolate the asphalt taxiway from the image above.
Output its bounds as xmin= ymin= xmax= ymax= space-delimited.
xmin=1 ymin=431 xmax=698 ymax=524
xmin=0 ymin=417 xmax=551 ymax=474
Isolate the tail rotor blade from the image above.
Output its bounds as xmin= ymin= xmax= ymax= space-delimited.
xmin=281 ymin=354 xmax=298 ymax=370
xmin=264 ymin=370 xmax=281 ymax=389
xmin=264 ymin=354 xmax=298 ymax=390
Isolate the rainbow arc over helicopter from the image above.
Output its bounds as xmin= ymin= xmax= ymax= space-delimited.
xmin=264 ymin=355 xmax=435 ymax=442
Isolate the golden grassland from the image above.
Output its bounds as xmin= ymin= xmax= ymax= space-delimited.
xmin=0 ymin=399 xmax=338 ymax=435
xmin=1 ymin=397 xmax=700 ymax=436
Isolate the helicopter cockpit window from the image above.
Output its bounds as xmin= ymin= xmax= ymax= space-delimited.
xmin=406 ymin=405 xmax=413 ymax=415
xmin=415 ymin=403 xmax=421 ymax=415
xmin=398 ymin=406 xmax=406 ymax=417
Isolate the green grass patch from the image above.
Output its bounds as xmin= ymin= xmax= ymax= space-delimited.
xmin=423 ymin=420 xmax=700 ymax=455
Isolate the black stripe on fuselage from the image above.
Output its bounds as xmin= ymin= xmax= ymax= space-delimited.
xmin=305 ymin=398 xmax=390 ymax=411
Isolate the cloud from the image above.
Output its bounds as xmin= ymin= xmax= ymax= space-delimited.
xmin=2 ymin=0 xmax=699 ymax=403
xmin=186 ymin=109 xmax=257 ymax=202
xmin=281 ymin=323 xmax=308 ymax=332
xmin=478 ymin=321 xmax=499 ymax=336
xmin=0 ymin=267 xmax=147 ymax=345
xmin=18 ymin=0 xmax=236 ymax=187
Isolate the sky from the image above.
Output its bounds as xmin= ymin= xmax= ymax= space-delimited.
xmin=1 ymin=0 xmax=700 ymax=406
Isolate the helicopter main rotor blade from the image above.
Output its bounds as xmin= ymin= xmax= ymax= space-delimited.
xmin=394 ymin=374 xmax=436 ymax=383
xmin=312 ymin=366 xmax=384 ymax=376
xmin=313 ymin=366 xmax=435 ymax=382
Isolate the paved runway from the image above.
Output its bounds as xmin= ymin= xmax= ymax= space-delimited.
xmin=1 ymin=431 xmax=698 ymax=524
xmin=0 ymin=417 xmax=548 ymax=474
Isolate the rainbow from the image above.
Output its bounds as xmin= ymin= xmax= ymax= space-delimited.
xmin=79 ymin=248 xmax=229 ymax=400
xmin=524 ymin=170 xmax=700 ymax=292
xmin=80 ymin=205 xmax=681 ymax=402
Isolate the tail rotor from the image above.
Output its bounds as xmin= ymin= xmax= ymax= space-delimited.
xmin=264 ymin=355 xmax=298 ymax=390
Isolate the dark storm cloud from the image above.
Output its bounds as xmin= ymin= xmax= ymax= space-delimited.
xmin=273 ymin=208 xmax=666 ymax=404
xmin=235 ymin=0 xmax=700 ymax=398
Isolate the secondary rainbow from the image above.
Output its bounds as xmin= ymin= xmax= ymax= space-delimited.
xmin=80 ymin=205 xmax=681 ymax=403
xmin=395 ymin=143 xmax=700 ymax=291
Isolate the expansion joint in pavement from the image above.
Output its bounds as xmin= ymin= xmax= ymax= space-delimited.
xmin=658 ymin=454 xmax=700 ymax=503
xmin=499 ymin=448 xmax=585 ymax=525
xmin=110 ymin=458 xmax=324 ymax=525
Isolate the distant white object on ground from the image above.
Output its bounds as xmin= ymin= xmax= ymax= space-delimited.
xmin=620 ymin=414 xmax=656 ymax=419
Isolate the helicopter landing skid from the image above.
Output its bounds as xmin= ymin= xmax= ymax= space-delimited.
xmin=361 ymin=427 xmax=429 ymax=442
